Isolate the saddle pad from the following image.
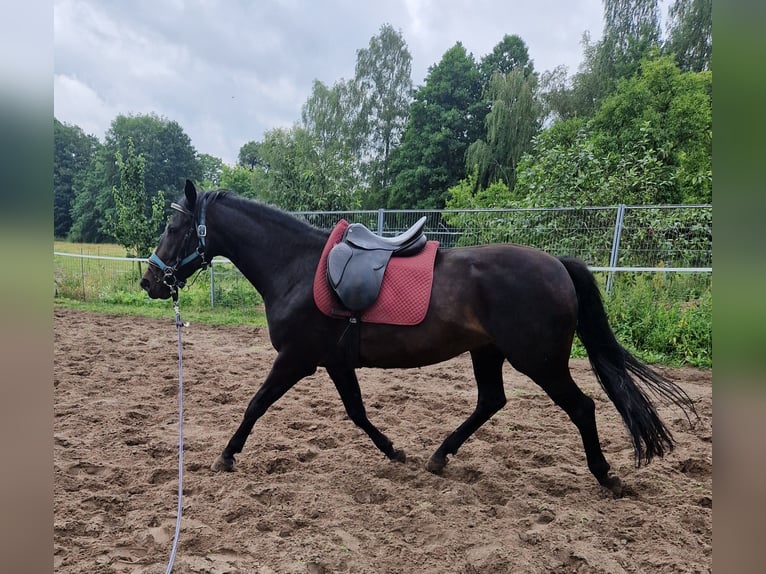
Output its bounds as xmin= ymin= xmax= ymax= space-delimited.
xmin=313 ymin=220 xmax=439 ymax=326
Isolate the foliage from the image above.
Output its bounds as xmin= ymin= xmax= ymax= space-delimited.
xmin=198 ymin=153 xmax=224 ymax=188
xmin=514 ymin=55 xmax=711 ymax=207
xmin=617 ymin=206 xmax=712 ymax=267
xmin=443 ymin=173 xmax=522 ymax=247
xmin=103 ymin=113 xmax=201 ymax=203
xmin=299 ymin=79 xmax=361 ymax=208
xmin=603 ymin=273 xmax=711 ymax=367
xmin=446 ymin=170 xmax=514 ymax=210
xmin=54 ymin=118 xmax=101 ymax=238
xmin=69 ymin=145 xmax=118 ymax=243
xmin=238 ymin=141 xmax=263 ymax=169
xmin=478 ymin=34 xmax=535 ymax=84
xmin=242 ymin=24 xmax=412 ymax=211
xmin=590 ymin=54 xmax=712 ymax=203
xmin=599 ymin=0 xmax=662 ymax=94
xmin=354 ymin=23 xmax=413 ymax=207
xmin=251 ymin=125 xmax=359 ymax=211
xmin=387 ymin=42 xmax=484 ymax=209
xmin=106 ymin=138 xmax=165 ymax=259
xmin=466 ymin=69 xmax=541 ymax=190
xmin=69 ymin=113 xmax=201 ymax=242
xmin=664 ymin=0 xmax=712 ymax=72
xmin=546 ymin=0 xmax=662 ymax=121
xmin=219 ymin=164 xmax=255 ymax=198
xmin=57 ymin=1 xmax=713 ymax=240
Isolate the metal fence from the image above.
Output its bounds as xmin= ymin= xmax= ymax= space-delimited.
xmin=54 ymin=204 xmax=712 ymax=308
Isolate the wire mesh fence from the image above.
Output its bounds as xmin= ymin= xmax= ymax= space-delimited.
xmin=54 ymin=204 xmax=712 ymax=310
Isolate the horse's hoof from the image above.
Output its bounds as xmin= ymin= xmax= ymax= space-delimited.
xmin=390 ymin=449 xmax=407 ymax=463
xmin=600 ymin=475 xmax=623 ymax=498
xmin=211 ymin=454 xmax=235 ymax=472
xmin=425 ymin=455 xmax=447 ymax=474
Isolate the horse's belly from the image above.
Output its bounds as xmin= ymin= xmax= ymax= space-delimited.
xmin=357 ymin=315 xmax=490 ymax=369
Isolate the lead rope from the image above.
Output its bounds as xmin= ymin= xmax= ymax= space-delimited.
xmin=164 ymin=294 xmax=186 ymax=573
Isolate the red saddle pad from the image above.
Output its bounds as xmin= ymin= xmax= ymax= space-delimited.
xmin=313 ymin=220 xmax=439 ymax=326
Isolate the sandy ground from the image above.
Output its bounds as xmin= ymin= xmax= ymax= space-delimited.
xmin=54 ymin=307 xmax=712 ymax=573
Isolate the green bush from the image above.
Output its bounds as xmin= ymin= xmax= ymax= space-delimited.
xmin=602 ymin=273 xmax=711 ymax=367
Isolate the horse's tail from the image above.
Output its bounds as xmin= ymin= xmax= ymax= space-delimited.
xmin=558 ymin=256 xmax=697 ymax=467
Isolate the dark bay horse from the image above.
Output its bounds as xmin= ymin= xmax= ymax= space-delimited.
xmin=141 ymin=180 xmax=695 ymax=496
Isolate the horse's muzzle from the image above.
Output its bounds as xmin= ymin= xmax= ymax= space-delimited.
xmin=140 ymin=273 xmax=171 ymax=300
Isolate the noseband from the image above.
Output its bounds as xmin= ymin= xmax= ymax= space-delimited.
xmin=147 ymin=197 xmax=210 ymax=296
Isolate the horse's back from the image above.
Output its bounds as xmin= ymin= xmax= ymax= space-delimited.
xmin=435 ymin=243 xmax=576 ymax=303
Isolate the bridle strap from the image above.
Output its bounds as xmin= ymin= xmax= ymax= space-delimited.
xmin=170 ymin=202 xmax=193 ymax=217
xmin=148 ymin=194 xmax=211 ymax=290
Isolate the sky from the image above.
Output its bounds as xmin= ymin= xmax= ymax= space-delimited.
xmin=54 ymin=0 xmax=610 ymax=165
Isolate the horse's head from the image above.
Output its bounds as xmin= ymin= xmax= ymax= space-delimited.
xmin=140 ymin=179 xmax=209 ymax=300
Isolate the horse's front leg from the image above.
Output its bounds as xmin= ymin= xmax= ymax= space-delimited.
xmin=211 ymin=352 xmax=317 ymax=472
xmin=325 ymin=364 xmax=406 ymax=463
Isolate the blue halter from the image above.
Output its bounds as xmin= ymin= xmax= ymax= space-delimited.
xmin=147 ymin=197 xmax=209 ymax=292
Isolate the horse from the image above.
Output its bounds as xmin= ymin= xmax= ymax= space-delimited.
xmin=141 ymin=180 xmax=696 ymax=496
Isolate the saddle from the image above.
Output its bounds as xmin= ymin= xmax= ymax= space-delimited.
xmin=327 ymin=216 xmax=428 ymax=312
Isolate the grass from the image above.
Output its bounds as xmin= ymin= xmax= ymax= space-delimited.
xmin=54 ymin=241 xmax=129 ymax=257
xmin=55 ymin=297 xmax=268 ymax=327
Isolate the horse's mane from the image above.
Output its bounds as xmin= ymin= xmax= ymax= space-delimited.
xmin=192 ymin=189 xmax=325 ymax=239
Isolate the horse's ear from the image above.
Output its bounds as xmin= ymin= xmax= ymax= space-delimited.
xmin=184 ymin=179 xmax=197 ymax=208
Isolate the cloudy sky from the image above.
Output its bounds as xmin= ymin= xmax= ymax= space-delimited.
xmin=55 ymin=0 xmax=609 ymax=165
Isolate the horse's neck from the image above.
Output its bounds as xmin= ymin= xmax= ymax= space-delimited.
xmin=207 ymin=198 xmax=325 ymax=304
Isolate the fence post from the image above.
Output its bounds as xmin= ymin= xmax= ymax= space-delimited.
xmin=209 ymin=259 xmax=216 ymax=307
xmin=80 ymin=248 xmax=86 ymax=301
xmin=377 ymin=208 xmax=384 ymax=236
xmin=606 ymin=204 xmax=626 ymax=294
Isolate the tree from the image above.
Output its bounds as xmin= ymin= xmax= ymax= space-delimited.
xmin=69 ymin=113 xmax=201 ymax=242
xmin=106 ymin=138 xmax=165 ymax=258
xmin=300 ymin=79 xmax=361 ymax=208
xmin=354 ymin=24 xmax=413 ymax=206
xmin=665 ymin=0 xmax=712 ymax=72
xmin=198 ymin=153 xmax=224 ymax=189
xmin=446 ymin=169 xmax=514 ymax=209
xmin=219 ymin=164 xmax=255 ymax=198
xmin=238 ymin=141 xmax=263 ymax=169
xmin=68 ymin=146 xmax=115 ymax=243
xmin=54 ymin=118 xmax=100 ymax=238
xmin=387 ymin=42 xmax=483 ymax=209
xmin=590 ymin=54 xmax=712 ymax=203
xmin=556 ymin=1 xmax=663 ymax=119
xmin=466 ymin=69 xmax=541 ymax=190
xmin=102 ymin=113 xmax=201 ymax=207
xmin=251 ymin=125 xmax=358 ymax=211
xmin=478 ymin=34 xmax=534 ymax=84
xmin=513 ymin=55 xmax=712 ymax=207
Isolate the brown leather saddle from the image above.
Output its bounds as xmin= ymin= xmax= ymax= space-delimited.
xmin=327 ymin=217 xmax=428 ymax=313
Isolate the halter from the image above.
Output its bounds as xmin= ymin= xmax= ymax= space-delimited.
xmin=147 ymin=196 xmax=210 ymax=298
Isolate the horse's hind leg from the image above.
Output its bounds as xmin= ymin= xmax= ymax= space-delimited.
xmin=326 ymin=364 xmax=406 ymax=462
xmin=426 ymin=345 xmax=507 ymax=474
xmin=522 ymin=362 xmax=622 ymax=496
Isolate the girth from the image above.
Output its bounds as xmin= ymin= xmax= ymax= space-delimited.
xmin=327 ymin=217 xmax=427 ymax=313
